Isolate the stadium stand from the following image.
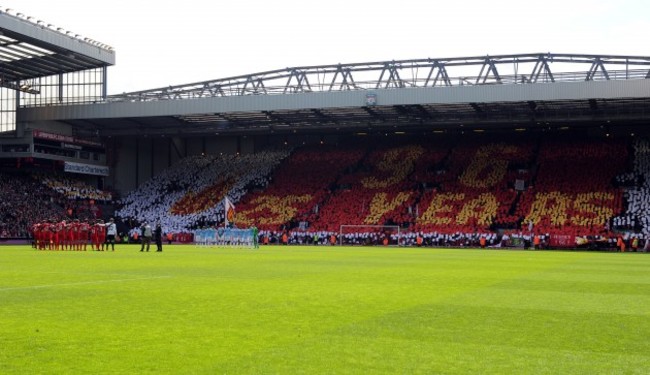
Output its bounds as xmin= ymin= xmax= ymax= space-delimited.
xmin=3 ymin=43 xmax=650 ymax=251
xmin=40 ymin=174 xmax=112 ymax=202
xmin=413 ymin=139 xmax=535 ymax=235
xmin=313 ymin=143 xmax=431 ymax=232
xmin=114 ymin=149 xmax=290 ymax=234
xmin=5 ymin=132 xmax=648 ymax=250
xmin=614 ymin=138 xmax=650 ymax=234
xmin=516 ymin=137 xmax=626 ymax=237
xmin=0 ymin=172 xmax=109 ymax=238
xmin=227 ymin=144 xmax=366 ymax=231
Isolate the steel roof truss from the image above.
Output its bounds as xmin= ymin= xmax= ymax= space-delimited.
xmin=241 ymin=76 xmax=267 ymax=95
xmin=433 ymin=63 xmax=451 ymax=87
xmin=284 ymin=69 xmax=312 ymax=94
xmin=106 ymin=53 xmax=650 ymax=102
xmin=376 ymin=62 xmax=405 ymax=89
xmin=528 ymin=55 xmax=555 ymax=83
xmin=476 ymin=58 xmax=502 ymax=84
xmin=328 ymin=66 xmax=357 ymax=91
xmin=586 ymin=58 xmax=610 ymax=81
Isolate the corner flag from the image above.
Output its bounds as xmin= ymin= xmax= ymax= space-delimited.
xmin=224 ymin=196 xmax=236 ymax=227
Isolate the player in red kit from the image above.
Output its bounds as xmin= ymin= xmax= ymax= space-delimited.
xmin=91 ymin=220 xmax=105 ymax=251
xmin=63 ymin=221 xmax=73 ymax=250
xmin=68 ymin=219 xmax=79 ymax=250
xmin=50 ymin=221 xmax=65 ymax=250
xmin=90 ymin=220 xmax=99 ymax=250
xmin=31 ymin=223 xmax=40 ymax=249
xmin=31 ymin=223 xmax=38 ymax=249
xmin=38 ymin=223 xmax=46 ymax=250
xmin=59 ymin=221 xmax=67 ymax=250
xmin=49 ymin=220 xmax=57 ymax=250
xmin=97 ymin=220 xmax=107 ymax=250
xmin=38 ymin=222 xmax=47 ymax=250
xmin=41 ymin=221 xmax=51 ymax=250
xmin=79 ymin=220 xmax=90 ymax=251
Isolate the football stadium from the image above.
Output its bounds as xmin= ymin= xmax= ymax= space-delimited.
xmin=2 ymin=6 xmax=650 ymax=374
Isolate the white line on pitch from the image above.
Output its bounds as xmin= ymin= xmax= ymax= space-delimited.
xmin=35 ymin=271 xmax=160 ymax=277
xmin=0 ymin=276 xmax=172 ymax=291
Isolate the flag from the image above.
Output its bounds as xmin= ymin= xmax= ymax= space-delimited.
xmin=224 ymin=196 xmax=235 ymax=227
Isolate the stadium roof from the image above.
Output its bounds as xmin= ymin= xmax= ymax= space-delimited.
xmin=106 ymin=53 xmax=650 ymax=102
xmin=19 ymin=53 xmax=650 ymax=136
xmin=0 ymin=9 xmax=114 ymax=87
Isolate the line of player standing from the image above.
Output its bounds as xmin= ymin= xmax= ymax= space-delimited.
xmin=31 ymin=218 xmax=116 ymax=251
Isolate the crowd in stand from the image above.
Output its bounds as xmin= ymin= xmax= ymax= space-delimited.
xmin=235 ymin=145 xmax=367 ymax=230
xmin=614 ymin=139 xmax=650 ymax=233
xmin=127 ymin=137 xmax=642 ymax=249
xmin=516 ymin=139 xmax=626 ymax=237
xmin=40 ymin=175 xmax=112 ymax=202
xmin=115 ymin=150 xmax=290 ymax=234
xmin=312 ymin=144 xmax=424 ymax=232
xmin=0 ymin=172 xmax=113 ymax=239
xmin=7 ymin=134 xmax=650 ymax=250
xmin=409 ymin=141 xmax=534 ymax=234
xmin=237 ymin=230 xmax=550 ymax=249
xmin=0 ymin=173 xmax=63 ymax=238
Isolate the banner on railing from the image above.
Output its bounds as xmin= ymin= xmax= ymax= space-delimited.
xmin=33 ymin=130 xmax=102 ymax=147
xmin=549 ymin=234 xmax=573 ymax=248
xmin=64 ymin=161 xmax=109 ymax=176
xmin=194 ymin=228 xmax=254 ymax=246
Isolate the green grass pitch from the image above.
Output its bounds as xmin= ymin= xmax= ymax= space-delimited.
xmin=1 ymin=244 xmax=650 ymax=374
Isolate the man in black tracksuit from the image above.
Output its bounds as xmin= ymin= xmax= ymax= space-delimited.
xmin=154 ymin=223 xmax=163 ymax=252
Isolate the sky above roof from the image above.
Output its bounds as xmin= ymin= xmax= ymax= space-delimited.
xmin=3 ymin=0 xmax=648 ymax=94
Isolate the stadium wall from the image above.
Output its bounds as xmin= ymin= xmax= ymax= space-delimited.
xmin=111 ymin=137 xmax=137 ymax=193
xmin=186 ymin=137 xmax=203 ymax=156
xmin=107 ymin=135 xmax=250 ymax=194
xmin=138 ymin=138 xmax=153 ymax=185
xmin=152 ymin=138 xmax=170 ymax=177
xmin=19 ymin=121 xmax=73 ymax=137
